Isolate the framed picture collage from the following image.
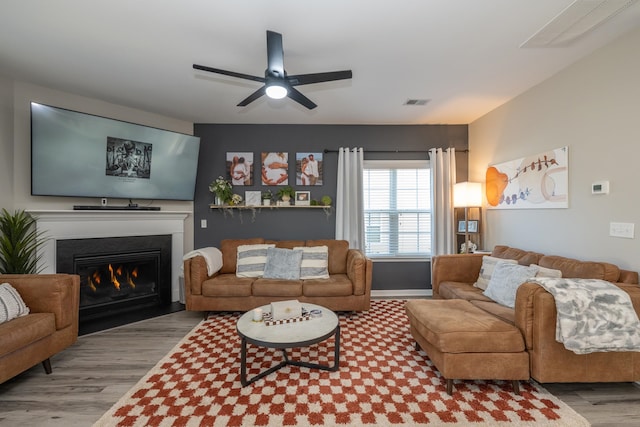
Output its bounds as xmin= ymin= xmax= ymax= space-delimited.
xmin=224 ymin=151 xmax=324 ymax=207
xmin=226 ymin=151 xmax=324 ymax=187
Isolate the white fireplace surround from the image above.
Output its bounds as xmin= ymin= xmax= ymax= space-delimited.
xmin=28 ymin=210 xmax=189 ymax=302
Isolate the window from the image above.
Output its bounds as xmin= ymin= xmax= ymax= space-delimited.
xmin=363 ymin=160 xmax=431 ymax=259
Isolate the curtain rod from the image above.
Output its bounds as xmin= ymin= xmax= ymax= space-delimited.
xmin=323 ymin=148 xmax=469 ymax=154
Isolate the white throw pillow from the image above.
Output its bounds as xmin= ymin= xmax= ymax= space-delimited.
xmin=294 ymin=246 xmax=330 ymax=279
xmin=236 ymin=244 xmax=275 ymax=278
xmin=530 ymin=264 xmax=563 ymax=278
xmin=0 ymin=282 xmax=30 ymax=324
xmin=483 ymin=263 xmax=538 ymax=308
xmin=473 ymin=256 xmax=518 ymax=290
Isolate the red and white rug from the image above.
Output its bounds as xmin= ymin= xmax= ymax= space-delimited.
xmin=94 ymin=300 xmax=589 ymax=426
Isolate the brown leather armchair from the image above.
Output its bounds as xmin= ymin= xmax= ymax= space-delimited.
xmin=0 ymin=274 xmax=80 ymax=384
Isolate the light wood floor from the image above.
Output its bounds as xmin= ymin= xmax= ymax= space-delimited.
xmin=1 ymin=309 xmax=639 ymax=427
xmin=0 ymin=310 xmax=203 ymax=427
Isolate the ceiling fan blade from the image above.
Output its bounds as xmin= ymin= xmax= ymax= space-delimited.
xmin=287 ymin=87 xmax=317 ymax=110
xmin=287 ymin=70 xmax=353 ymax=86
xmin=266 ymin=31 xmax=285 ymax=77
xmin=237 ymin=86 xmax=267 ymax=106
xmin=193 ymin=64 xmax=265 ymax=83
xmin=196 ymin=31 xmax=350 ymax=109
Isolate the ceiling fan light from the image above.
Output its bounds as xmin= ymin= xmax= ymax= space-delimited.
xmin=265 ymin=84 xmax=288 ymax=99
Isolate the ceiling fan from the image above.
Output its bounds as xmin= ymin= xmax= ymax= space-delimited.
xmin=193 ymin=30 xmax=352 ymax=110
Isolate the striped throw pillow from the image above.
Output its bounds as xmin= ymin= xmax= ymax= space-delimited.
xmin=0 ymin=282 xmax=30 ymax=324
xmin=294 ymin=246 xmax=330 ymax=279
xmin=473 ymin=256 xmax=518 ymax=290
xmin=236 ymin=244 xmax=275 ymax=278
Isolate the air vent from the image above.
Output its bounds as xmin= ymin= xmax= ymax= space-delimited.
xmin=521 ymin=0 xmax=638 ymax=48
xmin=404 ymin=99 xmax=430 ymax=106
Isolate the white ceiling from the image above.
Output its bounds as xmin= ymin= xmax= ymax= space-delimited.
xmin=2 ymin=0 xmax=640 ymax=125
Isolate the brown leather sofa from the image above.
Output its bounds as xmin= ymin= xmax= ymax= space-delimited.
xmin=183 ymin=238 xmax=373 ymax=313
xmin=430 ymin=245 xmax=640 ymax=383
xmin=0 ymin=274 xmax=80 ymax=384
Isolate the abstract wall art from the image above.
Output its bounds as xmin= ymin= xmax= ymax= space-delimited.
xmin=486 ymin=146 xmax=568 ymax=209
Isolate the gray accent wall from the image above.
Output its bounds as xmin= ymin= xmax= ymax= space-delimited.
xmin=193 ymin=124 xmax=468 ymax=291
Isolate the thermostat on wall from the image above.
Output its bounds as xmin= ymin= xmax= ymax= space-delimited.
xmin=591 ymin=181 xmax=609 ymax=195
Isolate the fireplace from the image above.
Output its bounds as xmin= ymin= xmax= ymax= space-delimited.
xmin=29 ymin=210 xmax=188 ymax=333
xmin=57 ymin=235 xmax=172 ymax=324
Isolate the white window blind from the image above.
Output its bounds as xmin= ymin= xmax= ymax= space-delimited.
xmin=363 ymin=160 xmax=431 ymax=258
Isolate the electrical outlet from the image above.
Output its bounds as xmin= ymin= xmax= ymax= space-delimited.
xmin=200 ymin=219 xmax=207 ymax=228
xmin=610 ymin=222 xmax=634 ymax=239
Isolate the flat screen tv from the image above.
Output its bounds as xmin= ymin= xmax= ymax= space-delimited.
xmin=31 ymin=102 xmax=201 ymax=201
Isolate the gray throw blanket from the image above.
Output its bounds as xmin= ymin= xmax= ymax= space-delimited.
xmin=529 ymin=277 xmax=640 ymax=354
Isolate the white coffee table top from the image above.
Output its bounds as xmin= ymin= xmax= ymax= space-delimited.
xmin=237 ymin=303 xmax=339 ymax=348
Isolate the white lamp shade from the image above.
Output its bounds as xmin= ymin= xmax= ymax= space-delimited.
xmin=453 ymin=182 xmax=482 ymax=207
xmin=265 ymin=84 xmax=288 ymax=99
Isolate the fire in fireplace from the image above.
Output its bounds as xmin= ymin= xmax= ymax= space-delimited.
xmin=57 ymin=235 xmax=172 ymax=324
xmin=78 ymin=253 xmax=159 ymax=308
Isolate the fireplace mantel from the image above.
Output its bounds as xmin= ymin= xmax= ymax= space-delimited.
xmin=28 ymin=210 xmax=189 ymax=302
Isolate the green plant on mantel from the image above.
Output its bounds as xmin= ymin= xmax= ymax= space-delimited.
xmin=209 ymin=176 xmax=233 ymax=204
xmin=0 ymin=209 xmax=47 ymax=274
xmin=276 ymin=185 xmax=295 ymax=201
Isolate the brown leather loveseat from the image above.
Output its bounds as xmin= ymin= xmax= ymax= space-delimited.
xmin=429 ymin=246 xmax=640 ymax=383
xmin=183 ymin=238 xmax=372 ymax=313
xmin=0 ymin=274 xmax=80 ymax=384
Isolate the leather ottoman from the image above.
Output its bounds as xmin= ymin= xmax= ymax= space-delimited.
xmin=405 ymin=299 xmax=529 ymax=394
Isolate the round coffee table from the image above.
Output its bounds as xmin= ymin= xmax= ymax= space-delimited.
xmin=236 ymin=303 xmax=340 ymax=386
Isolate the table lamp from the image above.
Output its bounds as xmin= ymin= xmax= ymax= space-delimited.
xmin=453 ymin=182 xmax=482 ymax=253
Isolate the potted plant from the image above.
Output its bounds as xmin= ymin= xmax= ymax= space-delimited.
xmin=261 ymin=190 xmax=273 ymax=206
xmin=209 ymin=176 xmax=233 ymax=205
xmin=0 ymin=209 xmax=47 ymax=274
xmin=230 ymin=193 xmax=243 ymax=206
xmin=276 ymin=185 xmax=295 ymax=205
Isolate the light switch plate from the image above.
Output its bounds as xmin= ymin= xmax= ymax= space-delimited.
xmin=610 ymin=222 xmax=634 ymax=238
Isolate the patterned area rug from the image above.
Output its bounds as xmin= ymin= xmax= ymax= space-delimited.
xmin=94 ymin=300 xmax=589 ymax=426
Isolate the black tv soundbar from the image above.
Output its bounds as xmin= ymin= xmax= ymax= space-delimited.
xmin=73 ymin=205 xmax=161 ymax=211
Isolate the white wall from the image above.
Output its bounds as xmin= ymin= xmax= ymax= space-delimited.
xmin=0 ymin=75 xmax=14 ymax=211
xmin=469 ymin=26 xmax=640 ymax=271
xmin=6 ymin=81 xmax=197 ymax=252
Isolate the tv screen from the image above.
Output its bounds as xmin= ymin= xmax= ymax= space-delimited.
xmin=31 ymin=102 xmax=201 ymax=201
